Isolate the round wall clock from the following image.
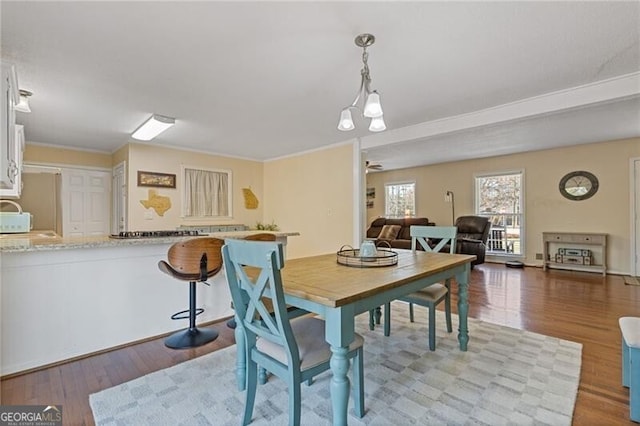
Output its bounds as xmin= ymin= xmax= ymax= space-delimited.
xmin=559 ymin=171 xmax=599 ymax=201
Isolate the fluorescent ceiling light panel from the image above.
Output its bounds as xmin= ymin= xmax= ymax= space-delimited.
xmin=131 ymin=114 xmax=175 ymax=141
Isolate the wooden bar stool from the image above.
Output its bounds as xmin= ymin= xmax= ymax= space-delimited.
xmin=619 ymin=316 xmax=640 ymax=422
xmin=158 ymin=237 xmax=224 ymax=349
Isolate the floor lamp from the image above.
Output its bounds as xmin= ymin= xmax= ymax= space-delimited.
xmin=446 ymin=190 xmax=455 ymax=225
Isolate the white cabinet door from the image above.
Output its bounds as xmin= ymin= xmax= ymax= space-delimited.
xmin=1 ymin=63 xmax=19 ymax=190
xmin=0 ymin=125 xmax=25 ymax=198
xmin=62 ymin=168 xmax=111 ymax=237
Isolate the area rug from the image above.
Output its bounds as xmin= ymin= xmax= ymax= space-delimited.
xmin=90 ymin=302 xmax=582 ymax=425
xmin=624 ymin=275 xmax=640 ymax=286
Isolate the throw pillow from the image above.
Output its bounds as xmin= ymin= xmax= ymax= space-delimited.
xmin=378 ymin=224 xmax=401 ymax=241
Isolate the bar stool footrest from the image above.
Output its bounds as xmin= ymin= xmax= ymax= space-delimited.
xmin=171 ymin=307 xmax=204 ymax=321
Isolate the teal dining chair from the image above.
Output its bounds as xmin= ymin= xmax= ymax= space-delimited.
xmin=222 ymin=239 xmax=365 ymax=426
xmin=384 ymin=225 xmax=458 ymax=350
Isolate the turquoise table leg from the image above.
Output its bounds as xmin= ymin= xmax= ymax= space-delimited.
xmin=383 ymin=302 xmax=390 ymax=337
xmin=455 ymin=264 xmax=470 ymax=351
xmin=258 ymin=367 xmax=267 ymax=385
xmin=325 ymin=307 xmax=354 ymax=426
xmin=329 ymin=345 xmax=350 ymax=426
xmin=235 ymin=320 xmax=246 ymax=391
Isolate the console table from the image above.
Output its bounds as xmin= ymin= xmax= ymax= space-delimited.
xmin=542 ymin=232 xmax=607 ymax=276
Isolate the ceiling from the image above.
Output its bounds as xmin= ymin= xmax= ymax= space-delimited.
xmin=2 ymin=1 xmax=639 ymax=171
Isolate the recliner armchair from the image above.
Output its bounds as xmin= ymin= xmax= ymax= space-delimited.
xmin=454 ymin=215 xmax=490 ymax=267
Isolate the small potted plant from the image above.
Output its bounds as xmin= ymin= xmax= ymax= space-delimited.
xmin=255 ymin=220 xmax=279 ymax=231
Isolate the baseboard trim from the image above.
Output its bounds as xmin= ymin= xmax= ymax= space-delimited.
xmin=484 ymin=260 xmax=627 ymax=276
xmin=0 ymin=316 xmax=234 ymax=380
xmin=485 ymin=260 xmax=541 ymax=268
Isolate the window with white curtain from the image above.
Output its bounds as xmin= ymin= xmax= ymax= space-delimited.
xmin=182 ymin=166 xmax=232 ymax=218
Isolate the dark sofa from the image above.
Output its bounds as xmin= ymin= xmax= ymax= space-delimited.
xmin=366 ymin=217 xmax=435 ymax=249
xmin=367 ymin=215 xmax=490 ymax=268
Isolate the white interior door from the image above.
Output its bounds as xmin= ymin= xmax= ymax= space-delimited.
xmin=62 ymin=168 xmax=111 ymax=237
xmin=634 ymin=159 xmax=640 ymax=276
xmin=111 ymin=162 xmax=127 ymax=234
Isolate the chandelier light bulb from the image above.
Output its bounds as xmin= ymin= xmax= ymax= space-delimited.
xmin=369 ymin=115 xmax=386 ymax=132
xmin=337 ymin=108 xmax=355 ymax=131
xmin=363 ymin=91 xmax=383 ymax=118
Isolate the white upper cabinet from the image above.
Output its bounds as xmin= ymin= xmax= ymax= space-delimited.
xmin=0 ymin=124 xmax=25 ymax=198
xmin=1 ymin=63 xmax=22 ymax=198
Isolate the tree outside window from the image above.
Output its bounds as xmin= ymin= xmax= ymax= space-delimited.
xmin=385 ymin=182 xmax=415 ymax=218
xmin=475 ymin=172 xmax=523 ymax=255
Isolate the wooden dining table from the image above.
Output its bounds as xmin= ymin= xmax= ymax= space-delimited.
xmin=234 ymin=248 xmax=475 ymax=426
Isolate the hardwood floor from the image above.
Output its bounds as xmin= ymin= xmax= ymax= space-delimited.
xmin=2 ymin=263 xmax=638 ymax=425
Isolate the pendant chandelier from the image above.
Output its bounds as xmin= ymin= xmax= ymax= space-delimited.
xmin=337 ymin=33 xmax=386 ymax=133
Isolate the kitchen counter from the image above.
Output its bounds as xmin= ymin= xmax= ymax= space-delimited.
xmin=0 ymin=230 xmax=299 ymax=253
xmin=0 ymin=230 xmax=299 ymax=375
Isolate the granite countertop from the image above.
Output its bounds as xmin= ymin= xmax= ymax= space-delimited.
xmin=0 ymin=230 xmax=300 ymax=253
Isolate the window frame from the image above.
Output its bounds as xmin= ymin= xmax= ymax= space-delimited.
xmin=181 ymin=165 xmax=233 ymax=219
xmin=474 ymin=169 xmax=525 ymax=257
xmin=384 ymin=180 xmax=416 ymax=218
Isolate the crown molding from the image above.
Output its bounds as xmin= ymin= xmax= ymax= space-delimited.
xmin=361 ymin=72 xmax=640 ymax=150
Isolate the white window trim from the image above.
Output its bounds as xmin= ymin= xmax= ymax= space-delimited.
xmin=181 ymin=165 xmax=233 ymax=219
xmin=473 ymin=169 xmax=524 ymax=213
xmin=384 ymin=180 xmax=416 ymax=218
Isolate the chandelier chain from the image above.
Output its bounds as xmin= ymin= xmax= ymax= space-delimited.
xmin=362 ymin=50 xmax=370 ymax=77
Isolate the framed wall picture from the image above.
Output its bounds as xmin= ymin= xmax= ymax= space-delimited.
xmin=137 ymin=171 xmax=176 ymax=188
xmin=366 ymin=187 xmax=375 ymax=199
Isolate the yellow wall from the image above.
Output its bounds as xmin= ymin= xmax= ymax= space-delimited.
xmin=264 ymin=143 xmax=356 ymax=259
xmin=111 ymin=144 xmax=129 ymax=167
xmin=127 ymin=143 xmax=264 ymax=231
xmin=24 ymin=144 xmax=112 ymax=168
xmin=23 ymin=140 xmax=356 ymax=258
xmin=366 ymin=137 xmax=640 ymax=273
